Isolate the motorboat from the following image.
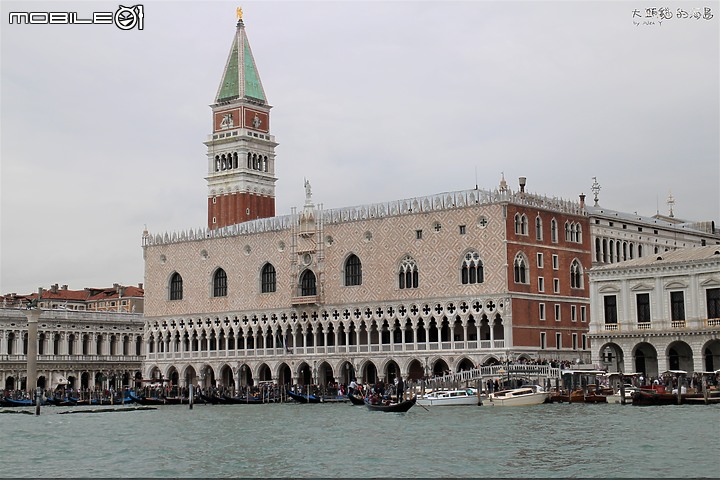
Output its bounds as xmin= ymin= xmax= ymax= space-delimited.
xmin=606 ymin=384 xmax=638 ymax=404
xmin=417 ymin=388 xmax=483 ymax=406
xmin=487 ymin=385 xmax=550 ymax=406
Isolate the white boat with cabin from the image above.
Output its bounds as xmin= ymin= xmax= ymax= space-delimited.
xmin=606 ymin=384 xmax=639 ymax=404
xmin=417 ymin=388 xmax=484 ymax=406
xmin=487 ymin=385 xmax=549 ymax=406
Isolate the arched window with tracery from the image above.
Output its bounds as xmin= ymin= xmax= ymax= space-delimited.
xmin=513 ymin=253 xmax=528 ymax=284
xmin=213 ymin=268 xmax=227 ymax=297
xmin=398 ymin=255 xmax=419 ymax=289
xmin=170 ymin=272 xmax=183 ymax=300
xmin=300 ymin=269 xmax=317 ymax=296
xmin=261 ymin=263 xmax=276 ymax=293
xmin=345 ymin=254 xmax=362 ymax=286
xmin=461 ymin=251 xmax=484 ymax=284
xmin=514 ymin=214 xmax=528 ymax=235
xmin=570 ymin=259 xmax=583 ymax=289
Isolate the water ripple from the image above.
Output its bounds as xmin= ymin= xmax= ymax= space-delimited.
xmin=1 ymin=403 xmax=717 ymax=477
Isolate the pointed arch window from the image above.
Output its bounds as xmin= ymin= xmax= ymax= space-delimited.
xmin=461 ymin=251 xmax=484 ymax=284
xmin=513 ymin=253 xmax=528 ymax=284
xmin=213 ymin=268 xmax=227 ymax=297
xmin=300 ymin=269 xmax=317 ymax=296
xmin=398 ymin=255 xmax=419 ymax=289
xmin=535 ymin=216 xmax=543 ymax=241
xmin=345 ymin=254 xmax=362 ymax=286
xmin=261 ymin=263 xmax=276 ymax=293
xmin=170 ymin=272 xmax=183 ymax=300
xmin=514 ymin=213 xmax=528 ymax=235
xmin=551 ymin=219 xmax=558 ymax=243
xmin=570 ymin=259 xmax=583 ymax=289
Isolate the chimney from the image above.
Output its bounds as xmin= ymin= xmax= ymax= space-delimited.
xmin=518 ymin=176 xmax=526 ymax=193
xmin=138 ymin=283 xmax=143 ymax=290
xmin=61 ymin=285 xmax=68 ymax=290
xmin=579 ymin=193 xmax=586 ymax=209
xmin=51 ymin=284 xmax=58 ymax=293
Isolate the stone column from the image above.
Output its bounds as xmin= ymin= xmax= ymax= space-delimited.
xmin=15 ymin=331 xmax=23 ymax=355
xmin=26 ymin=309 xmax=40 ymax=393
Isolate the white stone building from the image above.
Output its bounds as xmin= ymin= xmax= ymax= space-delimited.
xmin=588 ymin=245 xmax=720 ymax=377
xmin=0 ymin=306 xmax=144 ymax=391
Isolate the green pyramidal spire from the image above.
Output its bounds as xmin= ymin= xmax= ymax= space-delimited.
xmin=216 ymin=18 xmax=266 ymax=104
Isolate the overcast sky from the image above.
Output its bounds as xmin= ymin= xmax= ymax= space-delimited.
xmin=1 ymin=0 xmax=718 ymax=295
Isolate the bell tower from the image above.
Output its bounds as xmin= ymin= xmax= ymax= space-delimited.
xmin=205 ymin=9 xmax=278 ymax=229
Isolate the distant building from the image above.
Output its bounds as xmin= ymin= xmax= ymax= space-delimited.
xmin=0 ymin=285 xmax=144 ymax=391
xmin=1 ymin=283 xmax=144 ymax=313
xmin=588 ymin=245 xmax=720 ymax=377
xmin=586 ymin=179 xmax=719 ymax=267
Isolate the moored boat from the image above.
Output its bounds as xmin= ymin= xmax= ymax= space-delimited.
xmin=631 ymin=388 xmax=720 ymax=406
xmin=365 ymin=396 xmax=416 ymax=413
xmin=606 ymin=384 xmax=639 ymax=404
xmin=417 ymin=388 xmax=483 ymax=406
xmin=286 ymin=390 xmax=321 ymax=404
xmin=347 ymin=393 xmax=365 ymax=406
xmin=487 ymin=385 xmax=549 ymax=406
xmin=1 ymin=397 xmax=35 ymax=407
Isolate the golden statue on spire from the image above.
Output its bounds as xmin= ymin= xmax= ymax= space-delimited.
xmin=236 ymin=7 xmax=243 ymax=20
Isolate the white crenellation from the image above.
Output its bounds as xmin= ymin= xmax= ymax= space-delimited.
xmin=144 ymin=187 xmax=586 ymax=247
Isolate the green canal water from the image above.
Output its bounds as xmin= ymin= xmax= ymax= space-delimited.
xmin=1 ymin=402 xmax=717 ymax=478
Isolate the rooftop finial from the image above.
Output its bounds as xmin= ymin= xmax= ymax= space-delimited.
xmin=667 ymin=190 xmax=675 ymax=218
xmin=304 ymin=178 xmax=313 ymax=205
xmin=236 ymin=6 xmax=243 ymax=20
xmin=499 ymin=172 xmax=508 ymax=192
xmin=591 ymin=176 xmax=601 ymax=206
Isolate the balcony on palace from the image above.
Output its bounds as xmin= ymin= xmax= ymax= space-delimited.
xmin=290 ymin=295 xmax=318 ymax=306
xmin=0 ymin=353 xmax=143 ymax=363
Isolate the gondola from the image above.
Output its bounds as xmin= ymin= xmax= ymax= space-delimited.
xmin=1 ymin=397 xmax=35 ymax=407
xmin=198 ymin=393 xmax=228 ymax=404
xmin=286 ymin=390 xmax=321 ymax=404
xmin=44 ymin=397 xmax=76 ymax=406
xmin=221 ymin=395 xmax=274 ymax=404
xmin=347 ymin=393 xmax=365 ymax=406
xmin=128 ymin=393 xmax=184 ymax=405
xmin=365 ymin=396 xmax=416 ymax=413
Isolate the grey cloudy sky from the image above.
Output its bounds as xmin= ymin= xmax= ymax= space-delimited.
xmin=1 ymin=0 xmax=718 ymax=295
